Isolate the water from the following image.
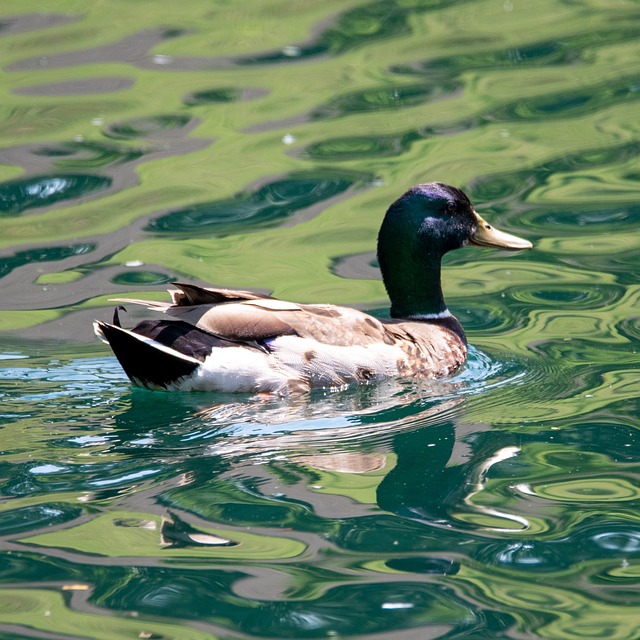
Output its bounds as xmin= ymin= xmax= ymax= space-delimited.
xmin=0 ymin=0 xmax=638 ymax=638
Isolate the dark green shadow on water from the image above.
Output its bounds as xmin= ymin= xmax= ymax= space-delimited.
xmin=146 ymin=168 xmax=373 ymax=236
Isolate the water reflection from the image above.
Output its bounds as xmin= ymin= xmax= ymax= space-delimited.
xmin=34 ymin=140 xmax=145 ymax=168
xmin=15 ymin=76 xmax=135 ymax=96
xmin=0 ymin=174 xmax=112 ymax=215
xmin=0 ymin=336 xmax=638 ymax=638
xmin=311 ymin=82 xmax=462 ymax=119
xmin=393 ymin=27 xmax=640 ymax=72
xmin=468 ymin=141 xmax=639 ymax=206
xmin=236 ymin=0 xmax=416 ymax=64
xmin=0 ymin=243 xmax=94 ymax=278
xmin=184 ymin=86 xmax=268 ymax=105
xmin=105 ymin=114 xmax=192 ymax=140
xmin=147 ymin=169 xmax=373 ymax=235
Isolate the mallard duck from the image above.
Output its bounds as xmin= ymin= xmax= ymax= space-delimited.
xmin=95 ymin=182 xmax=531 ymax=394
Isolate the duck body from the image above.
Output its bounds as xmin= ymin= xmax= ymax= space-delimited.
xmin=95 ymin=182 xmax=531 ymax=394
xmin=96 ymin=284 xmax=468 ymax=394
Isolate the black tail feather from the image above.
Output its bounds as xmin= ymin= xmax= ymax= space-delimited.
xmin=97 ymin=321 xmax=199 ymax=390
xmin=113 ymin=305 xmax=127 ymax=327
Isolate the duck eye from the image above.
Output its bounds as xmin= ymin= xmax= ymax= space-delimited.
xmin=446 ymin=201 xmax=456 ymax=212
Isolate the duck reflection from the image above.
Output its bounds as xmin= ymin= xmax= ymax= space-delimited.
xmin=108 ymin=355 xmax=527 ymax=538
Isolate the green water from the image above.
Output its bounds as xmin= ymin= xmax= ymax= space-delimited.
xmin=0 ymin=0 xmax=638 ymax=638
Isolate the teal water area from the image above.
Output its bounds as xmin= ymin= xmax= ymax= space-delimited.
xmin=0 ymin=1 xmax=638 ymax=638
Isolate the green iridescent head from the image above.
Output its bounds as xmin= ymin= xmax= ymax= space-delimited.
xmin=377 ymin=182 xmax=531 ymax=318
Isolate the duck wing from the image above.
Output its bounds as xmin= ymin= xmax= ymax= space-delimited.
xmin=116 ymin=283 xmax=393 ymax=347
xmin=168 ymin=282 xmax=274 ymax=305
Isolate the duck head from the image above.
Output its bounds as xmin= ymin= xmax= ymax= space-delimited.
xmin=377 ymin=182 xmax=532 ymax=318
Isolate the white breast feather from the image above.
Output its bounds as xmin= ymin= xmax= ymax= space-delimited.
xmin=173 ymin=336 xmax=405 ymax=394
xmin=268 ymin=335 xmax=404 ymax=388
xmin=182 ymin=347 xmax=296 ymax=394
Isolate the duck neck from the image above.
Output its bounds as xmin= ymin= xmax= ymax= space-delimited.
xmin=382 ymin=250 xmax=448 ymax=319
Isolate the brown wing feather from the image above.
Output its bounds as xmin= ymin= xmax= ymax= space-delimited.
xmin=169 ymin=282 xmax=273 ymax=306
xmin=164 ymin=301 xmax=298 ymax=342
xmin=278 ymin=304 xmax=397 ymax=346
xmin=164 ymin=298 xmax=397 ymax=347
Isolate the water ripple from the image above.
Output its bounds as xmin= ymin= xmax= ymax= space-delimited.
xmin=0 ymin=174 xmax=112 ymax=215
xmin=392 ymin=27 xmax=640 ymax=73
xmin=147 ymin=169 xmax=372 ymax=235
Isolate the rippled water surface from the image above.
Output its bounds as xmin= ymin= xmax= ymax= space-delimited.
xmin=0 ymin=1 xmax=638 ymax=638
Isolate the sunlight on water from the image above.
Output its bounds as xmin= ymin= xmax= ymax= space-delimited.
xmin=0 ymin=0 xmax=638 ymax=638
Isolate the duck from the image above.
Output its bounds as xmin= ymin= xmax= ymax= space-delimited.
xmin=94 ymin=182 xmax=532 ymax=394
